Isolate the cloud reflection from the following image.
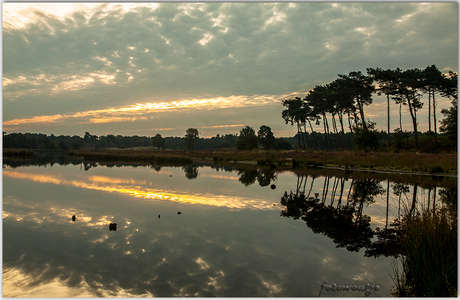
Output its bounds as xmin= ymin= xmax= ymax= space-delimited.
xmin=3 ymin=165 xmax=398 ymax=297
xmin=2 ymin=267 xmax=95 ymax=297
xmin=2 ymin=266 xmax=155 ymax=297
xmin=3 ymin=169 xmax=277 ymax=210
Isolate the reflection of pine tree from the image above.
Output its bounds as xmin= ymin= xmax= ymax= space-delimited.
xmin=365 ymin=219 xmax=402 ymax=258
xmin=439 ymin=187 xmax=457 ymax=215
xmin=392 ymin=182 xmax=410 ymax=219
xmin=257 ymin=171 xmax=277 ymax=187
xmin=350 ymin=178 xmax=385 ymax=205
xmin=280 ymin=175 xmax=385 ymax=252
xmin=238 ymin=169 xmax=258 ymax=186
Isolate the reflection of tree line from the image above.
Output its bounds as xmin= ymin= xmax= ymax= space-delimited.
xmin=279 ymin=174 xmax=456 ymax=257
xmin=280 ymin=174 xmax=457 ymax=296
xmin=3 ymin=157 xmax=278 ymax=186
xmin=280 ymin=176 xmax=381 ymax=252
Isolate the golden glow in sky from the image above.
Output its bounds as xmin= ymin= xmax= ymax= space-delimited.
xmin=3 ymin=95 xmax=281 ymax=128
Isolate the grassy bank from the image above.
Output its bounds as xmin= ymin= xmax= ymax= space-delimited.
xmin=66 ymin=149 xmax=457 ymax=175
xmin=4 ymin=148 xmax=457 ymax=176
xmin=67 ymin=149 xmax=193 ymax=165
xmin=3 ymin=148 xmax=34 ymax=158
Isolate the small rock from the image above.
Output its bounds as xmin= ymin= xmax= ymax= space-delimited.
xmin=109 ymin=223 xmax=117 ymax=231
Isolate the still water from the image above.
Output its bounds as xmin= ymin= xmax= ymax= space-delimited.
xmin=2 ymin=157 xmax=454 ymax=297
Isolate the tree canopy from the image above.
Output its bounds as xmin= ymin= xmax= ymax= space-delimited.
xmin=281 ymin=65 xmax=457 ymax=152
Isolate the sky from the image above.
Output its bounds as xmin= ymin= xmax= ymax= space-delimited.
xmin=2 ymin=2 xmax=458 ymax=138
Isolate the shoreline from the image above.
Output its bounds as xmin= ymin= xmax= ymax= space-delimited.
xmin=4 ymin=148 xmax=457 ymax=177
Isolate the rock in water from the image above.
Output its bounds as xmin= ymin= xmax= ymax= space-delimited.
xmin=109 ymin=223 xmax=117 ymax=231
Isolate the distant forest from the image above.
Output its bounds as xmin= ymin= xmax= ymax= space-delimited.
xmin=2 ymin=128 xmax=456 ymax=153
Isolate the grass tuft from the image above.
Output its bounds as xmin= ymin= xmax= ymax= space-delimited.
xmin=393 ymin=205 xmax=457 ymax=296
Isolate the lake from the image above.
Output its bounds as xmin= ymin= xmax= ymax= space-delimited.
xmin=2 ymin=155 xmax=456 ymax=297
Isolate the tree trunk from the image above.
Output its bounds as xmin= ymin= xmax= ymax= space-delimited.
xmin=307 ymin=119 xmax=317 ymax=150
xmin=303 ymin=123 xmax=309 ymax=150
xmin=433 ymin=91 xmax=438 ymax=146
xmin=387 ymin=94 xmax=391 ymax=148
xmin=406 ymin=94 xmax=419 ymax=151
xmin=347 ymin=112 xmax=354 ymax=133
xmin=323 ymin=114 xmax=331 ymax=151
xmin=331 ymin=113 xmax=340 ymax=149
xmin=428 ymin=88 xmax=432 ymax=153
xmin=399 ymin=103 xmax=403 ymax=131
xmin=338 ymin=112 xmax=345 ymax=150
xmin=356 ymin=96 xmax=367 ymax=130
xmin=296 ymin=122 xmax=302 ymax=149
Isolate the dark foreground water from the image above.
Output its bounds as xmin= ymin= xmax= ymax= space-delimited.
xmin=2 ymin=157 xmax=455 ymax=297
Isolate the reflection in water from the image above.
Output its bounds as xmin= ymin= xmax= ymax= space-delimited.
xmin=279 ymin=173 xmax=457 ymax=296
xmin=280 ymin=179 xmax=376 ymax=252
xmin=183 ymin=165 xmax=199 ymax=179
xmin=280 ymin=173 xmax=457 ymax=255
xmin=238 ymin=169 xmax=277 ymax=187
xmin=3 ymin=156 xmax=457 ymax=297
xmin=3 ymin=169 xmax=278 ymax=211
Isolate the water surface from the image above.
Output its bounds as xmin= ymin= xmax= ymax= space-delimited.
xmin=3 ymin=157 xmax=454 ymax=297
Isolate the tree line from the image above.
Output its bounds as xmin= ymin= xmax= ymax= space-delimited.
xmin=3 ymin=122 xmax=456 ymax=153
xmin=2 ymin=127 xmax=292 ymax=151
xmin=281 ymin=65 xmax=457 ymax=152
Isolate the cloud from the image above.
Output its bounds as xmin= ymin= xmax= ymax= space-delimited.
xmin=2 ymin=2 xmax=457 ymax=136
xmin=3 ymin=94 xmax=281 ymax=130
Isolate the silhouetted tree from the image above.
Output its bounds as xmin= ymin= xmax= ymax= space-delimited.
xmin=184 ymin=128 xmax=199 ymax=150
xmin=236 ymin=126 xmax=258 ymax=150
xmin=152 ymin=134 xmax=166 ymax=150
xmin=282 ymin=97 xmax=308 ymax=149
xmin=367 ymin=67 xmax=401 ymax=147
xmin=440 ymin=98 xmax=457 ymax=146
xmin=392 ymin=68 xmax=424 ymax=150
xmin=352 ymin=121 xmax=381 ymax=151
xmin=337 ymin=71 xmax=375 ymax=130
xmin=258 ymin=125 xmax=276 ymax=150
